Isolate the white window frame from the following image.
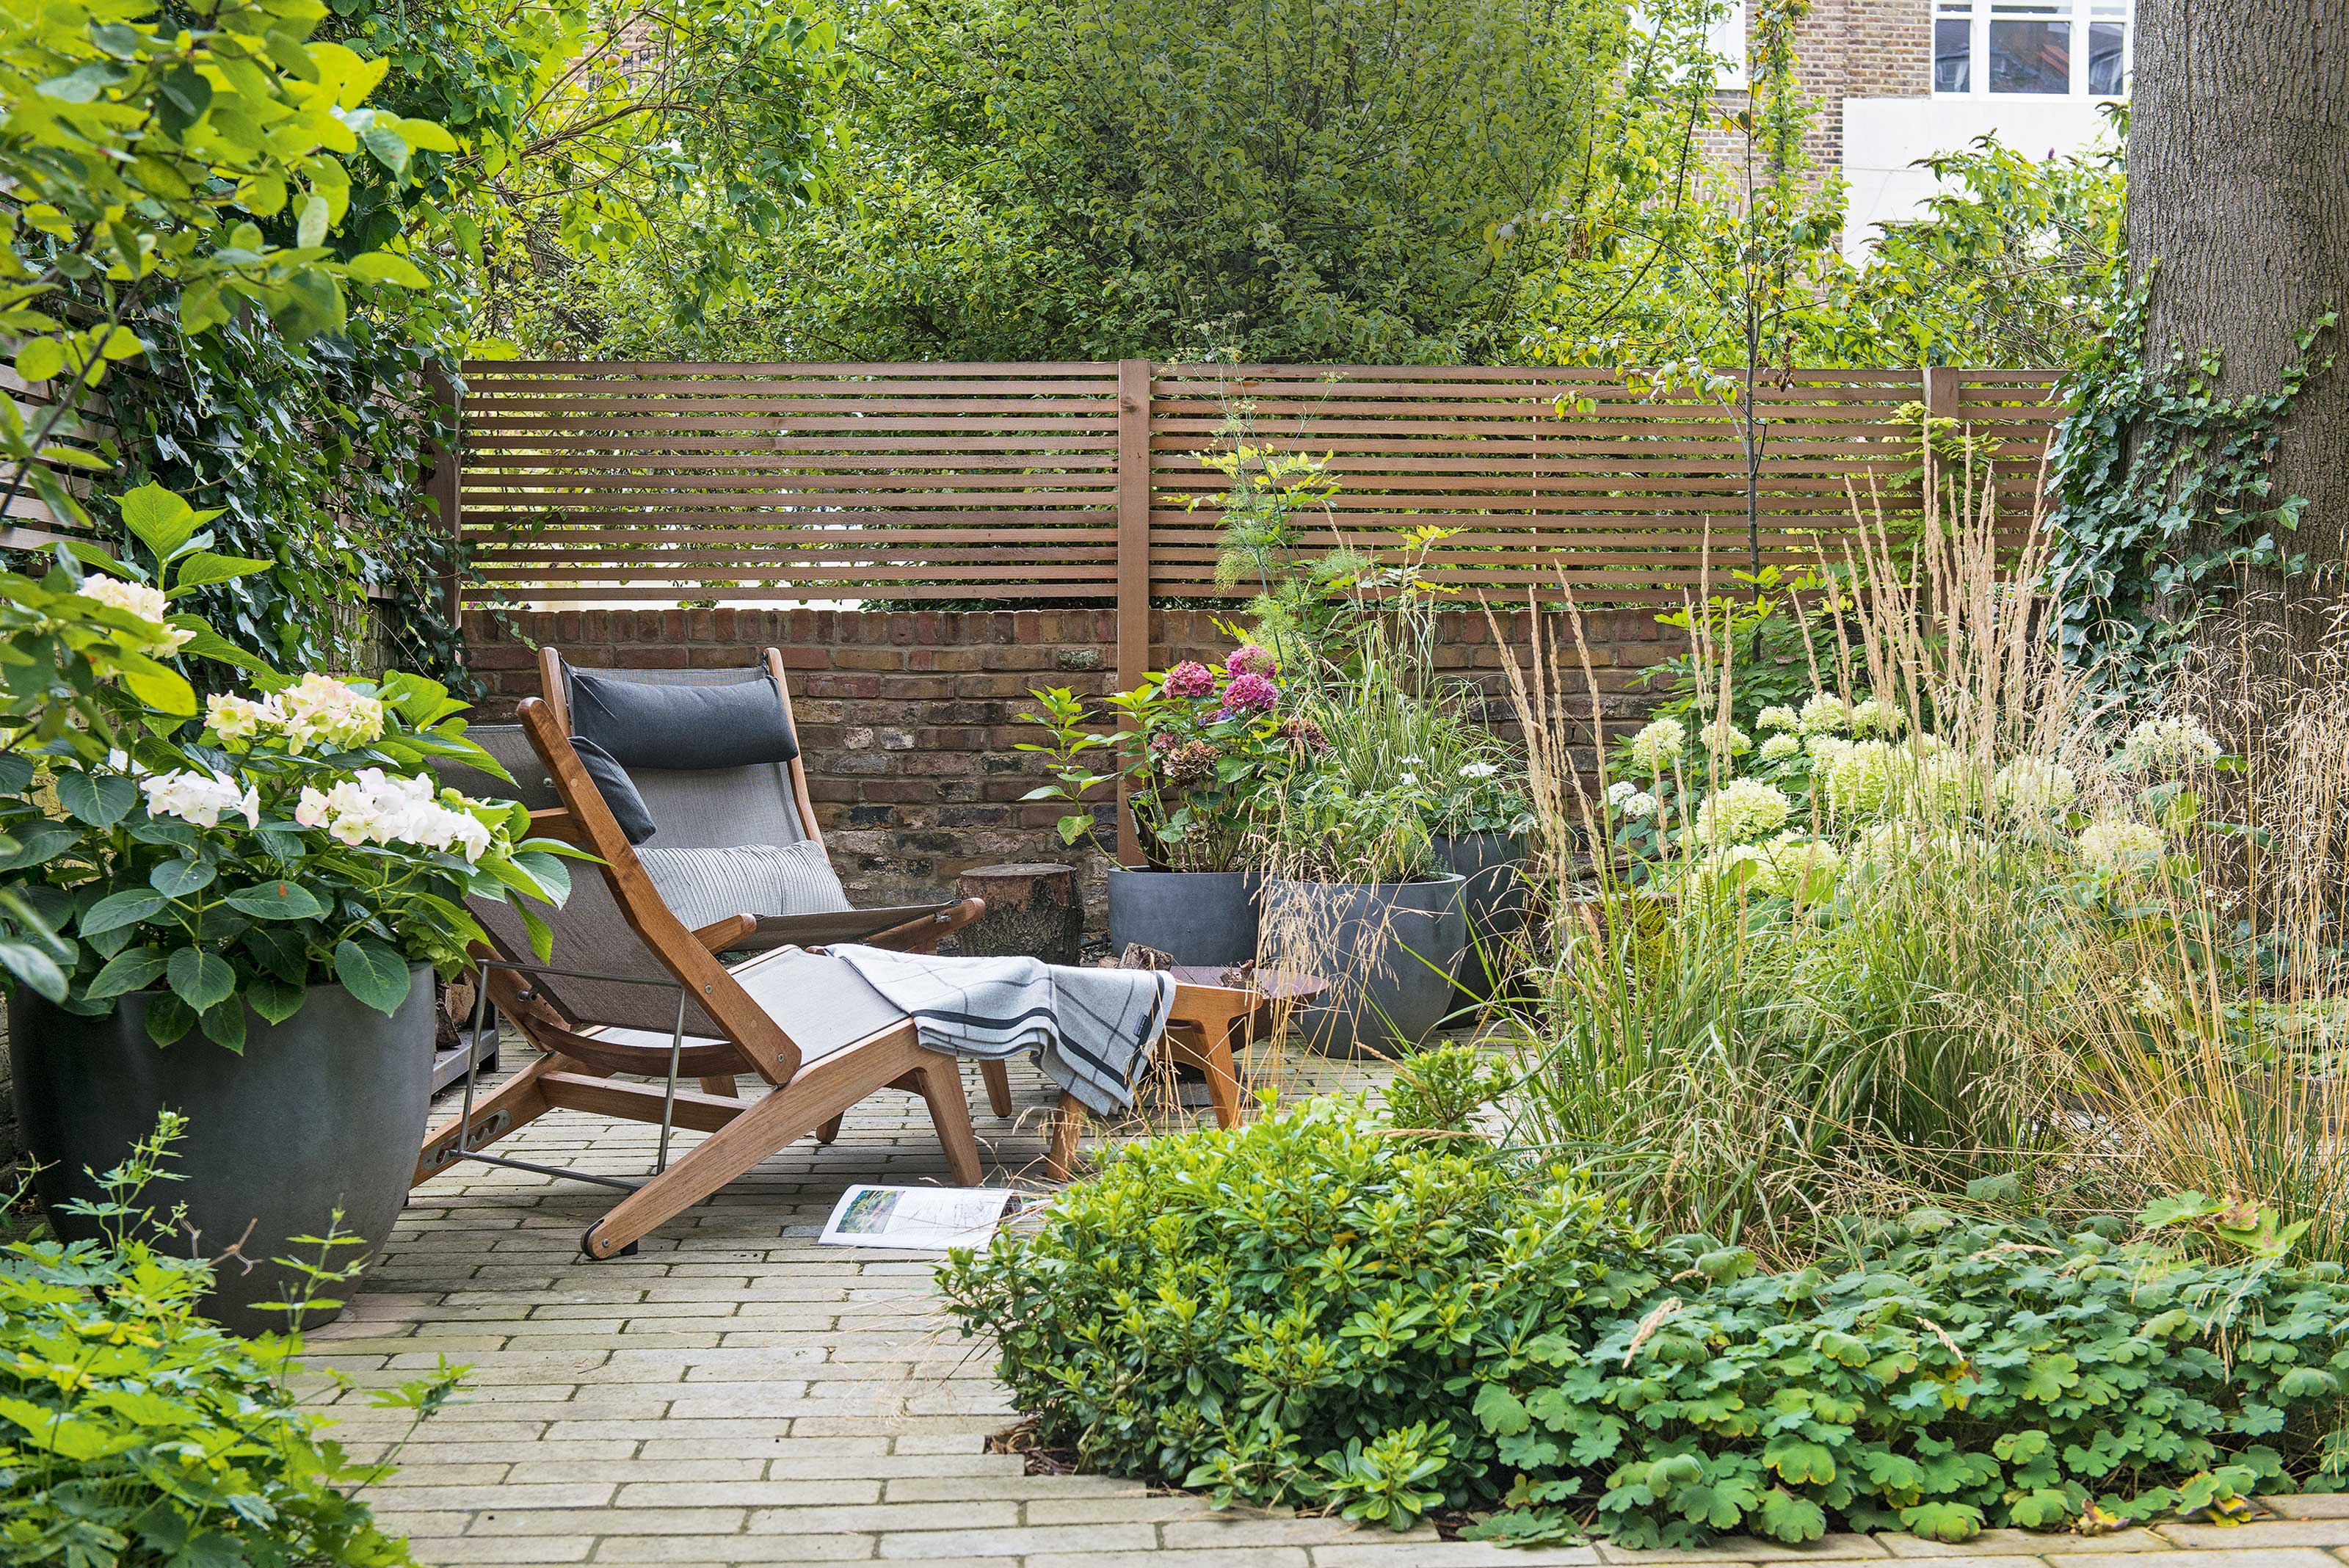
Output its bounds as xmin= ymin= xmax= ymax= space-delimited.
xmin=1933 ymin=0 xmax=2132 ymax=100
xmin=1629 ymin=1 xmax=1747 ymax=92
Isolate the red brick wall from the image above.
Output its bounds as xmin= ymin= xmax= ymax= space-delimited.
xmin=462 ymin=609 xmax=1682 ymax=913
xmin=1702 ymin=0 xmax=1933 ymax=184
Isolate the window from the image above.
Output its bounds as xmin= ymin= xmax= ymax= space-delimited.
xmin=1709 ymin=0 xmax=1748 ymax=90
xmin=1933 ymin=0 xmax=2130 ymax=97
xmin=1629 ymin=1 xmax=1747 ymax=91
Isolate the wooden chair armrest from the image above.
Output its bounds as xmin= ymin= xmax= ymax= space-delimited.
xmin=690 ymin=913 xmax=760 ymax=952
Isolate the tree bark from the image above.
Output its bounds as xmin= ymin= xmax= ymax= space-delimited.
xmin=2129 ymin=1 xmax=2349 ymax=669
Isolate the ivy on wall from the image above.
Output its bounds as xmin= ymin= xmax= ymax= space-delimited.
xmin=93 ymin=303 xmax=468 ymax=694
xmin=2044 ymin=279 xmax=2335 ymax=700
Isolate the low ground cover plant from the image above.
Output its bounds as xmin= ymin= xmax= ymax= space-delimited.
xmin=943 ymin=1091 xmax=2349 ymax=1544
xmin=0 ymin=1119 xmax=460 ymax=1566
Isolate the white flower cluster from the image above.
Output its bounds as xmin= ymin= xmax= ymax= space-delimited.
xmin=1626 ymin=716 xmax=1685 ymax=776
xmin=205 ymin=673 xmax=387 ymax=753
xmin=1798 ymin=693 xmax=1851 ymax=735
xmin=1756 ymin=832 xmax=1843 ymax=901
xmin=297 ymin=769 xmax=492 ymax=863
xmin=1906 ymin=751 xmax=1973 ymax=819
xmin=1819 ymin=738 xmax=1898 ymax=817
xmin=2075 ymin=818 xmax=2165 ymax=874
xmin=1692 ymin=777 xmax=1790 ymax=845
xmin=1702 ymin=722 xmax=1752 ymax=758
xmin=77 ymin=576 xmax=194 ymax=657
xmin=1993 ymin=757 xmax=2078 ymax=816
xmin=2113 ymin=715 xmax=2222 ymax=777
xmin=1757 ymin=705 xmax=1799 ymax=733
xmin=1849 ymin=697 xmax=1901 ymax=738
xmin=1607 ymin=780 xmax=1659 ymax=818
xmin=140 ymin=768 xmax=258 ymax=829
xmin=1758 ymin=733 xmax=1803 ymax=763
xmin=1458 ymin=761 xmax=1499 ymax=780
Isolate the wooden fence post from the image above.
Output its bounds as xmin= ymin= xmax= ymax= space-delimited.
xmin=423 ymin=366 xmax=462 ymax=631
xmin=1114 ymin=359 xmax=1152 ymax=868
xmin=1922 ymin=364 xmax=1961 ymax=424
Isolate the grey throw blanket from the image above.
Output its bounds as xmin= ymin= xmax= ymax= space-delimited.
xmin=827 ymin=945 xmax=1176 ymax=1116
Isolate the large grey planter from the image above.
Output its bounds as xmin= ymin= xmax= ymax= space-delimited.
xmin=9 ymin=967 xmax=436 ymax=1337
xmin=1261 ymin=874 xmax=1468 ymax=1056
xmin=1436 ymin=832 xmax=1528 ymax=1006
xmin=1105 ymin=865 xmax=1258 ymax=967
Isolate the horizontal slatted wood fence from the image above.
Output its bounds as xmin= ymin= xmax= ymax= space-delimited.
xmin=451 ymin=360 xmax=2063 ymax=614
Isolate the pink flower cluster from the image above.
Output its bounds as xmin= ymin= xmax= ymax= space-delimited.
xmin=1221 ymin=672 xmax=1279 ymax=714
xmin=1162 ymin=661 xmax=1217 ymax=700
xmin=1226 ymin=644 xmax=1277 ymax=678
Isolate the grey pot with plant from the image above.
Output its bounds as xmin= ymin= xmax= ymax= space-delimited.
xmin=0 ymin=488 xmax=574 ymax=1334
xmin=1431 ymin=752 xmax=1536 ymax=1005
xmin=1020 ymin=644 xmax=1312 ymax=965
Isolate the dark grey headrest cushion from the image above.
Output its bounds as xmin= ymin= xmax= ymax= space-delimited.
xmin=568 ymin=667 xmax=801 ymax=771
xmin=569 ymin=736 xmax=659 ymax=845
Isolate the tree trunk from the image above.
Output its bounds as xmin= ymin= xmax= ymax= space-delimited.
xmin=2128 ymin=2 xmax=2349 ymax=673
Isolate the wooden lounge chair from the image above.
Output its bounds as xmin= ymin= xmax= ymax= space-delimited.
xmin=413 ymin=703 xmax=990 ymax=1258
xmin=530 ymin=645 xmax=1017 ymax=1120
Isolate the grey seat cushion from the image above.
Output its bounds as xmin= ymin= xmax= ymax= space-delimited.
xmin=638 ymin=841 xmax=852 ymax=931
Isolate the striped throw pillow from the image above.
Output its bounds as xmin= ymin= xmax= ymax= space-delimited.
xmin=639 ymin=841 xmax=853 ymax=932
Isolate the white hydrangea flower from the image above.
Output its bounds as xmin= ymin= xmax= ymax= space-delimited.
xmin=1626 ymin=716 xmax=1686 ymax=776
xmin=2113 ymin=714 xmax=2222 ymax=776
xmin=1820 ymin=739 xmax=1898 ymax=817
xmin=1606 ymin=779 xmax=1636 ymax=806
xmin=1758 ymin=733 xmax=1803 ymax=763
xmin=139 ymin=768 xmax=258 ymax=830
xmin=1906 ymin=751 xmax=1973 ymax=819
xmin=1797 ymin=693 xmax=1851 ymax=735
xmin=1688 ymin=842 xmax=1769 ymax=896
xmin=1994 ymin=756 xmax=2078 ymax=816
xmin=205 ymin=692 xmax=283 ymax=748
xmin=76 ymin=576 xmax=194 ymax=657
xmin=1906 ymin=733 xmax=1950 ymax=758
xmin=1459 ymin=761 xmax=1499 ymax=780
xmin=1848 ymin=821 xmax=1915 ymax=876
xmin=1702 ymin=722 xmax=1752 ymax=758
xmin=1757 ymin=832 xmax=1843 ymax=901
xmin=2132 ymin=976 xmax=2174 ymax=1020
xmin=1691 ymin=777 xmax=1790 ymax=845
xmin=1849 ymin=697 xmax=1901 ymax=738
xmin=295 ymin=768 xmax=493 ymax=863
xmin=1757 ymin=705 xmax=1800 ymax=733
xmin=2075 ymin=818 xmax=2166 ymax=873
xmin=277 ymin=673 xmax=387 ymax=753
xmin=1622 ymin=791 xmax=1660 ymax=819
xmin=1807 ymin=733 xmax=1853 ymax=766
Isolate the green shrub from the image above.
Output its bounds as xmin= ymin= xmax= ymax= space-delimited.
xmin=941 ymin=1102 xmax=2349 ymax=1542
xmin=0 ymin=1122 xmax=457 ymax=1567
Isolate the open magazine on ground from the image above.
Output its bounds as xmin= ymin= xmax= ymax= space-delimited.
xmin=816 ymin=1184 xmax=1040 ymax=1251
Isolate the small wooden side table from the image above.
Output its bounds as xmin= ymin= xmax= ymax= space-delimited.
xmin=1044 ymin=966 xmax=1328 ymax=1181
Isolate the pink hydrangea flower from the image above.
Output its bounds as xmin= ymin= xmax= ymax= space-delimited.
xmin=1162 ymin=661 xmax=1216 ymax=700
xmin=1222 ymin=672 xmax=1279 ymax=713
xmin=1225 ymin=644 xmax=1277 ymax=678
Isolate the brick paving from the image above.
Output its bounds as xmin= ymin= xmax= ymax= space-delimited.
xmin=313 ymin=1051 xmax=2349 ymax=1568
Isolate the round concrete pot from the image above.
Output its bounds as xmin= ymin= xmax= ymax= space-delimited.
xmin=1105 ymin=865 xmax=1259 ymax=967
xmin=1435 ymin=832 xmax=1528 ymax=1006
xmin=9 ymin=968 xmax=436 ymax=1337
xmin=1261 ymin=874 xmax=1468 ymax=1056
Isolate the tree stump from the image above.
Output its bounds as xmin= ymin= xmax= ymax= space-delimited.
xmin=951 ymin=863 xmax=1083 ymax=965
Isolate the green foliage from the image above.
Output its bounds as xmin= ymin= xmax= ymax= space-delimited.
xmin=1383 ymin=1041 xmax=1511 ymax=1135
xmin=0 ymin=500 xmax=574 ymax=1033
xmin=942 ymin=1099 xmax=2349 ymax=1544
xmin=0 ymin=0 xmax=457 ymax=530
xmin=2045 ymin=283 xmax=2334 ymax=700
xmin=0 ymin=1116 xmax=463 ymax=1567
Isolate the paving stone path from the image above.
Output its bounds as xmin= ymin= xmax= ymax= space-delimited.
xmin=313 ymin=1053 xmax=2348 ymax=1568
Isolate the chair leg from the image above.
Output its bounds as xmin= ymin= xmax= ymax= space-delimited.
xmin=582 ymin=1075 xmax=847 ymax=1257
xmin=905 ymin=1057 xmax=984 ymax=1187
xmin=815 ymin=1114 xmax=843 ymax=1144
xmin=1045 ymin=1092 xmax=1084 ymax=1183
xmin=1196 ymin=1034 xmax=1246 ymax=1131
xmin=698 ymin=1075 xmax=738 ymax=1097
xmin=413 ymin=1052 xmax=561 ymax=1188
xmin=979 ymin=1059 xmax=1014 ymax=1118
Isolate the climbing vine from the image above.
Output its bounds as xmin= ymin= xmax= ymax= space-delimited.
xmin=90 ymin=302 xmax=469 ymax=695
xmin=2044 ymin=277 xmax=2334 ymax=700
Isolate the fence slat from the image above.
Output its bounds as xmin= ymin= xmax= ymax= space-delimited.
xmin=450 ymin=361 xmax=2063 ymax=609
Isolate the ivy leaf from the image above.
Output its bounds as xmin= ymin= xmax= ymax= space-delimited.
xmin=166 ymin=945 xmax=236 ymax=1013
xmin=334 ymin=937 xmax=411 ymax=1015
xmin=55 ymin=770 xmax=136 ymax=828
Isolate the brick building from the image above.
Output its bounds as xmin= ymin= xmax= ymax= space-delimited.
xmin=1693 ymin=0 xmax=2130 ymax=256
